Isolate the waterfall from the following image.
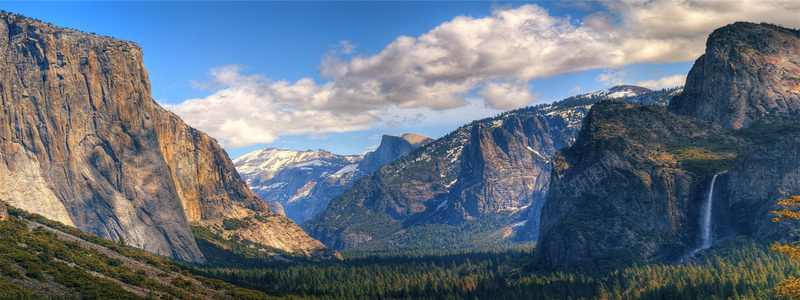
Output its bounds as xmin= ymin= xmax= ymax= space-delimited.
xmin=693 ymin=174 xmax=718 ymax=255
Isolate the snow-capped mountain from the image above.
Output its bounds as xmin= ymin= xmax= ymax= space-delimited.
xmin=234 ymin=134 xmax=432 ymax=224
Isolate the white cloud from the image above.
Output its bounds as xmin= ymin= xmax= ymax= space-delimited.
xmin=635 ymin=74 xmax=687 ymax=89
xmin=164 ymin=66 xmax=379 ymax=148
xmin=169 ymin=1 xmax=799 ymax=148
xmin=597 ymin=69 xmax=625 ymax=86
xmin=478 ymin=81 xmax=538 ymax=110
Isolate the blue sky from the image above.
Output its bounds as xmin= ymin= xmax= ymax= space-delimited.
xmin=3 ymin=1 xmax=798 ymax=158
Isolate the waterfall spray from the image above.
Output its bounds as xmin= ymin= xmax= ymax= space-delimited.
xmin=692 ymin=174 xmax=718 ymax=255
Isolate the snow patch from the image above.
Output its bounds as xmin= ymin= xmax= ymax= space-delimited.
xmin=445 ymin=179 xmax=458 ymax=188
xmin=436 ymin=200 xmax=448 ymax=211
xmin=526 ymin=146 xmax=545 ymax=159
xmin=334 ymin=164 xmax=359 ymax=175
xmin=296 ymin=159 xmax=325 ymax=167
xmin=607 ymin=90 xmax=637 ymax=99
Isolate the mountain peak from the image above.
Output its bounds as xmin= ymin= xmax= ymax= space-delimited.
xmin=668 ymin=22 xmax=800 ymax=129
xmin=392 ymin=133 xmax=435 ymax=147
xmin=359 ymin=133 xmax=433 ymax=174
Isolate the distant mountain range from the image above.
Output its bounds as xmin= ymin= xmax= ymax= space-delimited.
xmin=302 ymin=85 xmax=681 ymax=251
xmin=233 ymin=133 xmax=433 ymax=224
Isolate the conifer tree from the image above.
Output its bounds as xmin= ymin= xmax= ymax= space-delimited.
xmin=771 ymin=195 xmax=800 ymax=298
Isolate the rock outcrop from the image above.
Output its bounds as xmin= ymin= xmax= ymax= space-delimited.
xmin=669 ymin=22 xmax=800 ymax=129
xmin=0 ymin=12 xmax=334 ymax=262
xmin=358 ymin=133 xmax=433 ymax=174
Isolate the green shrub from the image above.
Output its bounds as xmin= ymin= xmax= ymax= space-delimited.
xmin=222 ymin=218 xmax=250 ymax=230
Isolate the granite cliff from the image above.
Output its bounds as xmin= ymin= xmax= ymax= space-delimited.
xmin=358 ymin=133 xmax=434 ymax=175
xmin=0 ymin=12 xmax=334 ymax=262
xmin=537 ymin=22 xmax=800 ymax=269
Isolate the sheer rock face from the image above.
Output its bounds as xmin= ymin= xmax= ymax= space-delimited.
xmin=669 ymin=22 xmax=800 ymax=129
xmin=0 ymin=13 xmax=334 ymax=262
xmin=358 ymin=134 xmax=434 ymax=175
xmin=717 ymin=136 xmax=800 ymax=244
xmin=431 ymin=115 xmax=556 ymax=226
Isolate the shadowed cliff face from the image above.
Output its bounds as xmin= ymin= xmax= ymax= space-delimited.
xmin=669 ymin=22 xmax=800 ymax=129
xmin=303 ymin=109 xmax=578 ymax=250
xmin=536 ymin=102 xmax=744 ymax=268
xmin=358 ymin=134 xmax=434 ymax=175
xmin=429 ymin=114 xmax=555 ymax=228
xmin=0 ymin=13 xmax=334 ymax=262
xmin=717 ymin=135 xmax=800 ymax=244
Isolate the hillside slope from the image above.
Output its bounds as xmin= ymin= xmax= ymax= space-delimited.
xmin=0 ymin=204 xmax=268 ymax=299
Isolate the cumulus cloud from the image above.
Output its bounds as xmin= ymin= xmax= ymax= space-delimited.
xmin=597 ymin=69 xmax=625 ymax=86
xmin=478 ymin=81 xmax=539 ymax=110
xmin=169 ymin=0 xmax=799 ymax=148
xmin=635 ymin=74 xmax=688 ymax=89
xmin=164 ymin=66 xmax=379 ymax=148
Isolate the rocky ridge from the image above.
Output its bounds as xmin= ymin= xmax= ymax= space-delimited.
xmin=0 ymin=12 xmax=334 ymax=262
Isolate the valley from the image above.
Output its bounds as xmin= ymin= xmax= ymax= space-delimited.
xmin=0 ymin=4 xmax=799 ymax=300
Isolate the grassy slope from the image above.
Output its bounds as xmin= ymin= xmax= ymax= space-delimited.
xmin=0 ymin=206 xmax=269 ymax=300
